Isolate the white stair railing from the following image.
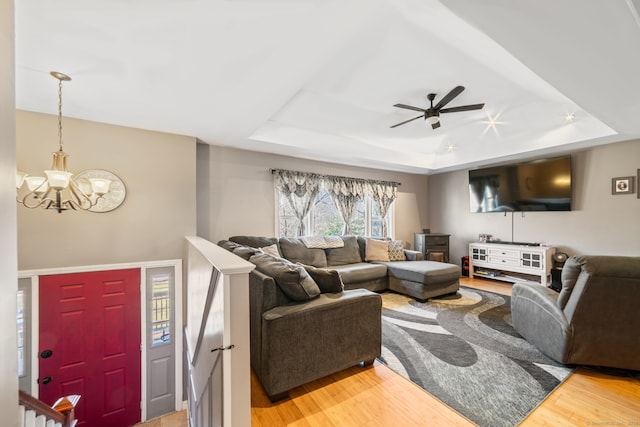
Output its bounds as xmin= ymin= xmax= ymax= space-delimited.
xmin=184 ymin=236 xmax=253 ymax=427
xmin=19 ymin=406 xmax=62 ymax=427
xmin=18 ymin=391 xmax=78 ymax=427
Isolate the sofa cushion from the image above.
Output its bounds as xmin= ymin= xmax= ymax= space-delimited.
xmin=298 ymin=264 xmax=344 ymax=293
xmin=388 ymin=240 xmax=405 ymax=261
xmin=365 ymin=238 xmax=390 ymax=262
xmin=279 ymin=237 xmax=328 ymax=267
xmin=260 ymin=244 xmax=281 ymax=257
xmin=219 ymin=240 xmax=261 ymax=260
xmin=233 ymin=246 xmax=260 ymax=260
xmin=326 ymin=235 xmax=362 ymax=266
xmin=230 ymin=236 xmax=281 ymax=253
xmin=218 ymin=239 xmax=243 ymax=252
xmin=329 ymin=262 xmax=388 ymax=284
xmin=380 ymin=260 xmax=460 ymax=285
xmin=249 ymin=253 xmax=321 ymax=301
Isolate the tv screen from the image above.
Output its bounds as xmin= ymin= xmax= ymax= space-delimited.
xmin=469 ymin=156 xmax=572 ymax=212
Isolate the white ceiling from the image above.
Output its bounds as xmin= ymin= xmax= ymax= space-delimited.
xmin=15 ymin=0 xmax=640 ymax=174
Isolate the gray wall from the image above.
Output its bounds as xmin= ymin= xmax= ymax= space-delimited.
xmin=16 ymin=111 xmax=197 ymax=270
xmin=197 ymin=144 xmax=430 ymax=247
xmin=1 ymin=0 xmax=18 ymax=424
xmin=428 ymin=139 xmax=640 ymax=265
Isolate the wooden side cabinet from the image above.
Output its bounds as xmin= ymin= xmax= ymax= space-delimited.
xmin=414 ymin=233 xmax=450 ymax=262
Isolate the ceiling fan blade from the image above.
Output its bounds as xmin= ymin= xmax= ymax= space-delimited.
xmin=434 ymin=86 xmax=465 ymax=110
xmin=393 ymin=103 xmax=427 ymax=112
xmin=390 ymin=114 xmax=424 ymax=128
xmin=431 ymin=121 xmax=441 ymax=130
xmin=440 ymin=103 xmax=485 ymax=113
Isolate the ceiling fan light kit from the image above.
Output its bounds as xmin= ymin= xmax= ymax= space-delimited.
xmin=391 ymin=85 xmax=484 ymax=130
xmin=425 ymin=110 xmax=439 ymax=125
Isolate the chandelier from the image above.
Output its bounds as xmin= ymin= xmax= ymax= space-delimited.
xmin=16 ymin=71 xmax=114 ymax=213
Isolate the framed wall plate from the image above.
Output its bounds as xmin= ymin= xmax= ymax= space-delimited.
xmin=74 ymin=169 xmax=127 ymax=212
xmin=611 ymin=175 xmax=635 ymax=195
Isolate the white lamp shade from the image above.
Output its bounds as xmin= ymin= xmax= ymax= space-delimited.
xmin=45 ymin=170 xmax=73 ymax=190
xmin=25 ymin=176 xmax=48 ymax=193
xmin=89 ymin=178 xmax=111 ymax=195
xmin=16 ymin=171 xmax=28 ymax=189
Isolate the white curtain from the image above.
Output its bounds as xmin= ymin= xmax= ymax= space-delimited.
xmin=274 ymin=170 xmax=321 ymax=236
xmin=368 ymin=181 xmax=398 ymax=237
xmin=324 ymin=176 xmax=366 ymax=235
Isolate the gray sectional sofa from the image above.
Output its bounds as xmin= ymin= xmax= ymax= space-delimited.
xmin=218 ymin=235 xmax=461 ymax=401
xmin=227 ymin=235 xmax=461 ymax=300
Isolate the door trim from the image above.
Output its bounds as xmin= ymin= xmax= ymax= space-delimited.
xmin=19 ymin=259 xmax=183 ymax=423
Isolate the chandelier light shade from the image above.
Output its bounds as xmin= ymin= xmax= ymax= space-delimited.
xmin=16 ymin=71 xmax=124 ymax=213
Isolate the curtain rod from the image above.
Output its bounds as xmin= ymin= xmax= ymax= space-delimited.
xmin=269 ymin=168 xmax=401 ymax=186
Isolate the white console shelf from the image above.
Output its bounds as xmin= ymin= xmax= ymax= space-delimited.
xmin=469 ymin=242 xmax=555 ymax=286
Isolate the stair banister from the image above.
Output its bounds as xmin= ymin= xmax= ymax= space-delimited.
xmin=19 ymin=391 xmax=81 ymax=427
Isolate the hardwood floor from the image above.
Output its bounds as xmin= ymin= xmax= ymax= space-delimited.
xmin=250 ymin=277 xmax=640 ymax=426
xmin=147 ymin=277 xmax=640 ymax=426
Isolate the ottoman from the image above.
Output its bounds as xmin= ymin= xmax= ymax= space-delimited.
xmin=377 ymin=260 xmax=461 ymax=302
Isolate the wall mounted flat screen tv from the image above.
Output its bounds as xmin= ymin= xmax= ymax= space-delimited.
xmin=469 ymin=155 xmax=572 ymax=212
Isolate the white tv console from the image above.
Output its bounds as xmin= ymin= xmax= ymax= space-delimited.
xmin=469 ymin=242 xmax=555 ymax=286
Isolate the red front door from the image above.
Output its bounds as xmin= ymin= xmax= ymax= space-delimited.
xmin=39 ymin=269 xmax=141 ymax=427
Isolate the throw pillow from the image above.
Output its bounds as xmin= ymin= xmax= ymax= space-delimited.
xmin=388 ymin=240 xmax=405 ymax=261
xmin=365 ymin=238 xmax=390 ymax=262
xmin=249 ymin=253 xmax=321 ymax=301
xmin=326 ymin=235 xmax=362 ymax=266
xmin=232 ymin=245 xmax=260 ymax=261
xmin=260 ymin=243 xmax=281 ymax=257
xmin=218 ymin=240 xmax=243 ymax=252
xmin=297 ymin=263 xmax=344 ymax=293
xmin=279 ymin=237 xmax=328 ymax=267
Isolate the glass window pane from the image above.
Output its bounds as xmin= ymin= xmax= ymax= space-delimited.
xmin=370 ymin=201 xmax=383 ymax=237
xmin=151 ymin=275 xmax=171 ymax=347
xmin=312 ymin=188 xmax=344 ymax=236
xmin=16 ymin=290 xmax=25 ymax=377
xmin=278 ymin=193 xmax=300 ymax=237
xmin=348 ymin=198 xmax=366 ymax=236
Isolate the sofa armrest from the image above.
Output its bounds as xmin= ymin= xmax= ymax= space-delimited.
xmin=511 ymin=283 xmax=571 ymax=363
xmin=249 ymin=269 xmax=290 ymax=376
xmin=259 ymin=289 xmax=382 ymax=397
xmin=404 ymin=250 xmax=424 ymax=261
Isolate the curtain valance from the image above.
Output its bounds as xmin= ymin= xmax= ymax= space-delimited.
xmin=270 ymin=169 xmax=400 ymax=191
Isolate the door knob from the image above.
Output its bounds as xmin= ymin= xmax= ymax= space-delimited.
xmin=40 ymin=376 xmax=52 ymax=384
xmin=40 ymin=349 xmax=53 ymax=359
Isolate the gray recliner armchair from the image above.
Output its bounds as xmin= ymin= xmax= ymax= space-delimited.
xmin=511 ymin=255 xmax=640 ymax=371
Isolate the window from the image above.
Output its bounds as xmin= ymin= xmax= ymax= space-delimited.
xmin=151 ymin=275 xmax=171 ymax=346
xmin=277 ymin=184 xmax=393 ymax=238
xmin=277 ymin=192 xmax=301 ymax=237
xmin=370 ymin=202 xmax=384 ymax=237
xmin=17 ymin=290 xmax=25 ymax=377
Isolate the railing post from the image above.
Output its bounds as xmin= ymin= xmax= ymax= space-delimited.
xmin=53 ymin=395 xmax=80 ymax=427
xmin=184 ymin=236 xmax=254 ymax=427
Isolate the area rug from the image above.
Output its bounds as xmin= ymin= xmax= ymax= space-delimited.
xmin=379 ymin=287 xmax=573 ymax=427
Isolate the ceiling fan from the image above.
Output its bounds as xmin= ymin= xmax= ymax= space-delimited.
xmin=390 ymin=86 xmax=484 ymax=129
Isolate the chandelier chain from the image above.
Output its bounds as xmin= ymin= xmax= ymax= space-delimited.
xmin=57 ymin=77 xmax=64 ymax=152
